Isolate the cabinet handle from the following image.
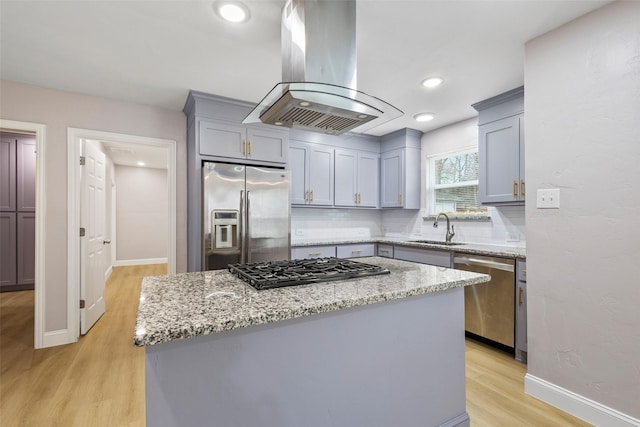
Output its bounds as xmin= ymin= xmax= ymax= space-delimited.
xmin=242 ymin=140 xmax=247 ymax=156
xmin=248 ymin=140 xmax=252 ymax=157
xmin=518 ymin=287 xmax=524 ymax=307
xmin=520 ymin=180 xmax=525 ymax=198
xmin=309 ymin=252 xmax=321 ymax=256
xmin=351 ymin=250 xmax=362 ymax=254
xmin=310 ymin=190 xmax=314 ymax=202
xmin=379 ymin=249 xmax=390 ymax=254
xmin=397 ymin=193 xmax=402 ymax=205
xmin=305 ymin=190 xmax=309 ymax=202
xmin=513 ymin=180 xmax=518 ymax=198
xmin=354 ymin=193 xmax=358 ymax=203
xmin=357 ymin=193 xmax=361 ymax=204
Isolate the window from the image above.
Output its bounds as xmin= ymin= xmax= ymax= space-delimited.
xmin=428 ymin=148 xmax=487 ymax=216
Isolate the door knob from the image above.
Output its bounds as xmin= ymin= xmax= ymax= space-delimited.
xmin=103 ymin=240 xmax=111 ymax=245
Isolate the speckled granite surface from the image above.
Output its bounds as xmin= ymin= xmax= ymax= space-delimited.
xmin=292 ymin=238 xmax=526 ymax=259
xmin=134 ymin=257 xmax=489 ymax=347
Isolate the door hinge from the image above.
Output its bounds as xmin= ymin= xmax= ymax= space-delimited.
xmin=80 ymin=156 xmax=86 ymax=166
xmin=80 ymin=227 xmax=85 ymax=237
xmin=79 ymin=299 xmax=85 ymax=309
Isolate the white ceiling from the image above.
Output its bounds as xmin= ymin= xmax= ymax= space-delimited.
xmin=1 ymin=0 xmax=611 ymax=139
xmin=101 ymin=140 xmax=168 ymax=169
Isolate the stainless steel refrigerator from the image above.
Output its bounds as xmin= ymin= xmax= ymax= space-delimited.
xmin=202 ymin=162 xmax=290 ymax=270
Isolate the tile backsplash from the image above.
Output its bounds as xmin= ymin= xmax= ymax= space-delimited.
xmin=292 ymin=205 xmax=525 ymax=247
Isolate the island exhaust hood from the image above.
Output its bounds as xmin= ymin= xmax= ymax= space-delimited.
xmin=243 ymin=0 xmax=402 ymax=135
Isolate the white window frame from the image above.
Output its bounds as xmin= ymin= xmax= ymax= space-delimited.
xmin=428 ymin=146 xmax=485 ymax=216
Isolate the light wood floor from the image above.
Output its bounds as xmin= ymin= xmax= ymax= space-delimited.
xmin=1 ymin=264 xmax=592 ymax=427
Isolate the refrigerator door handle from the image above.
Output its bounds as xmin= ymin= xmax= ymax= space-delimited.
xmin=239 ymin=190 xmax=245 ymax=264
xmin=246 ymin=190 xmax=251 ymax=263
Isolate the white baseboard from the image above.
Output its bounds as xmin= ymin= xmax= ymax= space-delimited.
xmin=105 ymin=265 xmax=113 ymax=280
xmin=525 ymin=374 xmax=640 ymax=427
xmin=43 ymin=329 xmax=75 ymax=348
xmin=113 ymin=257 xmax=168 ymax=267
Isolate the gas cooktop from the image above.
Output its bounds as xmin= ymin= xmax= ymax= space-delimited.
xmin=228 ymin=257 xmax=390 ymax=290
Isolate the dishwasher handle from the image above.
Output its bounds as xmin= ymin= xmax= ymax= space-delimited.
xmin=454 ymin=256 xmax=515 ymax=272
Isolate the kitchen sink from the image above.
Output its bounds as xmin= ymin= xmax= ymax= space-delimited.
xmin=411 ymin=240 xmax=466 ymax=246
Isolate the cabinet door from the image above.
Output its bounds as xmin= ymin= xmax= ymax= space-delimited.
xmin=308 ymin=146 xmax=334 ymax=206
xmin=199 ymin=120 xmax=246 ymax=159
xmin=17 ymin=138 xmax=37 ymax=212
xmin=479 ymin=115 xmax=522 ymax=204
xmin=291 ymin=245 xmax=336 ymax=259
xmin=0 ymin=136 xmax=16 ymax=212
xmin=247 ymin=128 xmax=288 ymax=164
xmin=515 ymin=259 xmax=527 ymax=363
xmin=357 ymin=152 xmax=379 ymax=207
xmin=380 ymin=149 xmax=403 ymax=208
xmin=336 ymin=244 xmax=375 ymax=259
xmin=394 ymin=246 xmax=452 ymax=268
xmin=334 ymin=149 xmax=357 ymax=207
xmin=17 ymin=212 xmax=35 ymax=287
xmin=289 ymin=142 xmax=308 ymax=205
xmin=0 ymin=213 xmax=17 ymax=288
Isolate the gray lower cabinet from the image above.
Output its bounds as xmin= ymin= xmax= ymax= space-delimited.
xmin=393 ymin=246 xmax=452 ymax=268
xmin=376 ymin=244 xmax=394 ymax=258
xmin=473 ymin=86 xmax=525 ymax=205
xmin=0 ymin=213 xmax=17 ymax=288
xmin=334 ymin=149 xmax=379 ymax=208
xmin=291 ymin=245 xmax=336 ymax=260
xmin=199 ymin=119 xmax=288 ymax=164
xmin=336 ymin=244 xmax=375 ymax=259
xmin=515 ymin=259 xmax=527 ymax=363
xmin=289 ymin=140 xmax=334 ymax=206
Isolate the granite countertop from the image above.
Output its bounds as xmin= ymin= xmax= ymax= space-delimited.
xmin=134 ymin=257 xmax=489 ymax=347
xmin=292 ymin=237 xmax=526 ymax=259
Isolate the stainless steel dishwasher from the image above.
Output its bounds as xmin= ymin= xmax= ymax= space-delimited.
xmin=454 ymin=254 xmax=515 ymax=349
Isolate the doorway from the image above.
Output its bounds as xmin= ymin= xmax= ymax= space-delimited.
xmin=0 ymin=119 xmax=46 ymax=348
xmin=67 ymin=128 xmax=176 ymax=341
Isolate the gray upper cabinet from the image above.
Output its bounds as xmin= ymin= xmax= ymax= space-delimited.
xmin=17 ymin=139 xmax=36 ymax=212
xmin=289 ymin=140 xmax=334 ymax=206
xmin=379 ymin=128 xmax=422 ymax=209
xmin=0 ymin=136 xmax=16 ymax=212
xmin=334 ymin=148 xmax=379 ymax=208
xmin=199 ymin=119 xmax=288 ymax=164
xmin=473 ymin=87 xmax=525 ymax=205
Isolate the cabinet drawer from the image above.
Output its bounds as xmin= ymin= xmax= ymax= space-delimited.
xmin=394 ymin=246 xmax=451 ymax=267
xmin=377 ymin=244 xmax=394 ymax=258
xmin=336 ymin=244 xmax=375 ymax=259
xmin=291 ymin=246 xmax=336 ymax=260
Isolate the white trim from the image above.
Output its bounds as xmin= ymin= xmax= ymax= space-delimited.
xmin=105 ymin=265 xmax=113 ymax=281
xmin=0 ymin=119 xmax=47 ymax=349
xmin=68 ymin=128 xmax=177 ymax=342
xmin=113 ymin=257 xmax=169 ymax=267
xmin=42 ymin=329 xmax=73 ymax=348
xmin=525 ymin=374 xmax=640 ymax=427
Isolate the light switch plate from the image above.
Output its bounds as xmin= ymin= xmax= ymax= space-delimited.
xmin=536 ymin=189 xmax=560 ymax=209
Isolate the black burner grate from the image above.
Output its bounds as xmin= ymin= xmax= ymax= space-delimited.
xmin=228 ymin=257 xmax=390 ymax=290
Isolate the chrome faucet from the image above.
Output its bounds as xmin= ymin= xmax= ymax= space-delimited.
xmin=433 ymin=213 xmax=455 ymax=243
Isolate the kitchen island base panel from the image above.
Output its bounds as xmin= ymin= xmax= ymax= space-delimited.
xmin=146 ymin=287 xmax=469 ymax=427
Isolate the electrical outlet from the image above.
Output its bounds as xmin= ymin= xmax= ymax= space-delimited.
xmin=536 ymin=189 xmax=560 ymax=209
xmin=294 ymin=229 xmax=304 ymax=236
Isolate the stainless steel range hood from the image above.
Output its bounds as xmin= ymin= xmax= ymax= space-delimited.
xmin=243 ymin=0 xmax=402 ymax=135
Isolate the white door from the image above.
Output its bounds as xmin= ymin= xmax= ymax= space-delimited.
xmin=80 ymin=140 xmax=106 ymax=334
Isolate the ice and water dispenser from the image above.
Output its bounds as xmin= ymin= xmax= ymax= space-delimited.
xmin=211 ymin=210 xmax=238 ymax=250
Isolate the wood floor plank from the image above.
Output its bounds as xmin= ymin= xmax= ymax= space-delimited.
xmin=1 ymin=264 xmax=593 ymax=426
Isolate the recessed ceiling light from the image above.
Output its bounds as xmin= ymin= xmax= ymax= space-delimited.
xmin=299 ymin=101 xmax=311 ymax=107
xmin=274 ymin=121 xmax=283 ymax=126
xmin=421 ymin=77 xmax=444 ymax=89
xmin=357 ymin=114 xmax=368 ymax=119
xmin=137 ymin=161 xmax=146 ymax=166
xmin=414 ymin=113 xmax=435 ymax=122
xmin=214 ymin=1 xmax=250 ymax=23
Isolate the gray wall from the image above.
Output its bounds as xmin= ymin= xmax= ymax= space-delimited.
xmin=0 ymin=80 xmax=187 ymax=333
xmin=525 ymin=0 xmax=640 ymax=418
xmin=114 ymin=165 xmax=168 ymax=262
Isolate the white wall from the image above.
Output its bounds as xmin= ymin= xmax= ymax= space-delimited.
xmin=114 ymin=165 xmax=168 ymax=262
xmin=525 ymin=0 xmax=640 ymax=421
xmin=0 ymin=80 xmax=187 ymax=333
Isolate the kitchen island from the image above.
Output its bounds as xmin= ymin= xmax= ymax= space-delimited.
xmin=135 ymin=257 xmax=489 ymax=427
